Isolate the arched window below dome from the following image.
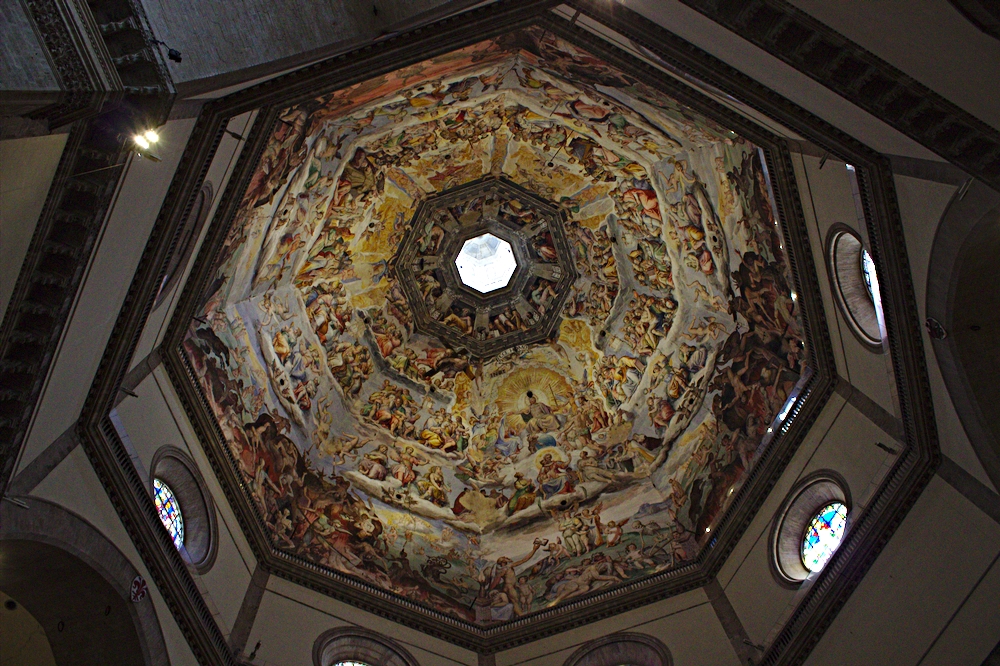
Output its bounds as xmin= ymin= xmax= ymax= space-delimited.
xmin=150 ymin=446 xmax=218 ymax=572
xmin=771 ymin=472 xmax=851 ymax=585
xmin=313 ymin=628 xmax=418 ymax=666
xmin=563 ymin=633 xmax=672 ymax=666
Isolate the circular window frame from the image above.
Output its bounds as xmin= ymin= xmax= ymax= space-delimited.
xmin=826 ymin=224 xmax=884 ymax=351
xmin=312 ymin=627 xmax=419 ymax=666
xmin=770 ymin=471 xmax=851 ymax=587
xmin=149 ymin=446 xmax=218 ymax=573
xmin=154 ymin=182 xmax=214 ymax=310
xmin=563 ymin=632 xmax=672 ymax=666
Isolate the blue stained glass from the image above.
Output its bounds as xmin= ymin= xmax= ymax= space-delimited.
xmin=801 ymin=502 xmax=847 ymax=572
xmin=153 ymin=478 xmax=185 ymax=549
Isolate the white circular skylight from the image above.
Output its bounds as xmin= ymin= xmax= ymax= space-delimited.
xmin=455 ymin=233 xmax=517 ymax=293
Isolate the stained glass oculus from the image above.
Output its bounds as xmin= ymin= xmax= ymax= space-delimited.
xmin=455 ymin=233 xmax=517 ymax=293
xmin=801 ymin=502 xmax=848 ymax=572
xmin=153 ymin=478 xmax=185 ymax=549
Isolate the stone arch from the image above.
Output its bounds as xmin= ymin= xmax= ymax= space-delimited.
xmin=0 ymin=495 xmax=168 ymax=666
xmin=926 ymin=179 xmax=1000 ymax=491
xmin=948 ymin=0 xmax=1000 ymax=41
xmin=312 ymin=626 xmax=421 ymax=666
xmin=563 ymin=632 xmax=673 ymax=666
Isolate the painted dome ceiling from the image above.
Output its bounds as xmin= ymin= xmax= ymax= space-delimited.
xmin=182 ymin=26 xmax=805 ymax=627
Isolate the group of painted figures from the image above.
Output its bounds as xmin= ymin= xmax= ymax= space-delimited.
xmin=185 ymin=27 xmax=803 ymax=624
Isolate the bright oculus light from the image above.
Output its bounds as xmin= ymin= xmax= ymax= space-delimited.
xmin=143 ymin=129 xmax=160 ymax=143
xmin=455 ymin=233 xmax=517 ymax=293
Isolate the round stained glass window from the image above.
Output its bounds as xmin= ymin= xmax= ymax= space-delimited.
xmin=332 ymin=662 xmax=371 ymax=666
xmin=801 ymin=502 xmax=847 ymax=572
xmin=153 ymin=478 xmax=185 ymax=549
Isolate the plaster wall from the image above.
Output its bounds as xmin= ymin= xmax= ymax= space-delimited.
xmin=115 ymin=367 xmax=256 ymax=638
xmin=0 ymin=590 xmax=56 ymax=666
xmin=254 ymin=576 xmax=480 ymax=666
xmin=792 ymin=154 xmax=899 ymax=415
xmin=142 ymin=0 xmax=479 ymax=91
xmin=716 ymin=390 xmax=847 ymax=590
xmin=721 ymin=396 xmax=896 ymax=648
xmin=130 ymin=110 xmax=258 ymax=368
xmin=803 ymin=402 xmax=898 ymax=510
xmin=891 ymin=173 xmax=996 ymax=491
xmin=14 ymin=118 xmax=195 ymax=476
xmin=27 ymin=445 xmax=202 ymax=666
xmin=245 ymin=576 xmax=739 ymax=666
xmin=0 ymin=133 xmax=68 ymax=318
xmin=492 ymin=589 xmax=739 ymax=666
xmin=790 ymin=0 xmax=1000 ymax=131
xmin=152 ymin=363 xmax=259 ymax=566
xmin=803 ymin=475 xmax=1000 ymax=666
xmin=918 ymin=545 xmax=1000 ymax=665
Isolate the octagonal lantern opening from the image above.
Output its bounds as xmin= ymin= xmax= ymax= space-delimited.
xmin=455 ymin=233 xmax=517 ymax=294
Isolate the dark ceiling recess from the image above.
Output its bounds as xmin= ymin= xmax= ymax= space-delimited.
xmin=0 ymin=540 xmax=145 ymax=666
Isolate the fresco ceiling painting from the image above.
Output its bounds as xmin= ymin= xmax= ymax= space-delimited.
xmin=182 ymin=26 xmax=806 ymax=627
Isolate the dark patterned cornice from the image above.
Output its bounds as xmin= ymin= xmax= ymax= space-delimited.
xmin=20 ymin=0 xmax=111 ymax=128
xmin=18 ymin=0 xmax=175 ymax=128
xmin=669 ymin=0 xmax=1000 ymax=192
xmin=22 ymin=0 xmax=98 ymax=91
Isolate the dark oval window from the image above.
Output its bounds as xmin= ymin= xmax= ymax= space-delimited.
xmin=154 ymin=182 xmax=213 ymax=309
xmin=826 ymin=225 xmax=883 ymax=350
